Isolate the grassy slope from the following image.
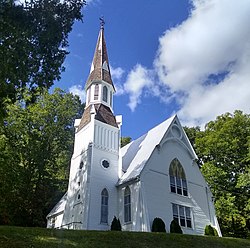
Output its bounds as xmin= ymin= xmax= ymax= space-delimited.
xmin=0 ymin=226 xmax=250 ymax=248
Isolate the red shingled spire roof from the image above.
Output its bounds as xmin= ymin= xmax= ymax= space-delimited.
xmin=85 ymin=24 xmax=115 ymax=91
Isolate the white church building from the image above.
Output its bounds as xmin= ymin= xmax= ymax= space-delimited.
xmin=47 ymin=24 xmax=221 ymax=236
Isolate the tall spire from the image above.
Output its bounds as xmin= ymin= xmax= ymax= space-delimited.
xmin=77 ymin=21 xmax=118 ymax=132
xmin=85 ymin=19 xmax=115 ymax=91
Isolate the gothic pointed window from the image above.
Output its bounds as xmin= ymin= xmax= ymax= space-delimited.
xmin=124 ymin=186 xmax=131 ymax=223
xmin=101 ymin=188 xmax=108 ymax=224
xmin=103 ymin=85 xmax=108 ymax=102
xmin=94 ymin=84 xmax=99 ymax=100
xmin=169 ymin=158 xmax=188 ymax=196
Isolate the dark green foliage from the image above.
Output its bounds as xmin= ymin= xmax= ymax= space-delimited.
xmin=151 ymin=217 xmax=166 ymax=232
xmin=121 ymin=137 xmax=132 ymax=147
xmin=0 ymin=0 xmax=86 ymax=120
xmin=205 ymin=225 xmax=218 ymax=236
xmin=197 ymin=110 xmax=250 ymax=237
xmin=111 ymin=216 xmax=122 ymax=231
xmin=183 ymin=126 xmax=200 ymax=148
xmin=170 ymin=219 xmax=183 ymax=234
xmin=0 ymin=89 xmax=82 ymax=226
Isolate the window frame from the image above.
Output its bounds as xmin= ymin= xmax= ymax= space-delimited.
xmin=169 ymin=158 xmax=188 ymax=197
xmin=172 ymin=203 xmax=192 ymax=229
xmin=87 ymin=87 xmax=91 ymax=103
xmin=102 ymin=85 xmax=108 ymax=102
xmin=124 ymin=186 xmax=131 ymax=223
xmin=110 ymin=92 xmax=112 ymax=107
xmin=94 ymin=84 xmax=99 ymax=100
xmin=100 ymin=188 xmax=109 ymax=224
xmin=101 ymin=159 xmax=110 ymax=169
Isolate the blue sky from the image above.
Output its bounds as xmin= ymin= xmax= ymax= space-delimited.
xmin=54 ymin=0 xmax=250 ymax=140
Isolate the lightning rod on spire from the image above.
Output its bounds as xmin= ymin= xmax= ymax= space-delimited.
xmin=99 ymin=16 xmax=105 ymax=29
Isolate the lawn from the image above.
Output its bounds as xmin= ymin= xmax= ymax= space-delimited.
xmin=0 ymin=226 xmax=250 ymax=248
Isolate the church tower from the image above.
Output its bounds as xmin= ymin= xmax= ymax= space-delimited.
xmin=62 ymin=21 xmax=122 ymax=230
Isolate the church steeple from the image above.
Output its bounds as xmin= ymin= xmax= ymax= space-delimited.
xmin=85 ymin=19 xmax=115 ymax=92
xmin=78 ymin=21 xmax=118 ymax=132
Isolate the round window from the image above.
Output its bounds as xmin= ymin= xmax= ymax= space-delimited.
xmin=171 ymin=125 xmax=182 ymax=139
xmin=102 ymin=160 xmax=110 ymax=169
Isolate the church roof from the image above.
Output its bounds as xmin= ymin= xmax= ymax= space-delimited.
xmin=119 ymin=115 xmax=176 ymax=185
xmin=47 ymin=193 xmax=67 ymax=218
xmin=85 ymin=26 xmax=115 ymax=91
xmin=78 ymin=103 xmax=118 ymax=131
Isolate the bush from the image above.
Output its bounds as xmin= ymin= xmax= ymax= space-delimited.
xmin=170 ymin=219 xmax=183 ymax=234
xmin=111 ymin=216 xmax=121 ymax=231
xmin=204 ymin=225 xmax=218 ymax=236
xmin=151 ymin=217 xmax=166 ymax=232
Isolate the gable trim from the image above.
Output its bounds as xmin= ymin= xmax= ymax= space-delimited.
xmin=161 ymin=137 xmax=197 ymax=159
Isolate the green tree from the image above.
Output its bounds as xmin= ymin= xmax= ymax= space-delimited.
xmin=0 ymin=0 xmax=86 ymax=119
xmin=121 ymin=136 xmax=131 ymax=148
xmin=0 ymin=88 xmax=83 ymax=226
xmin=170 ymin=219 xmax=182 ymax=234
xmin=204 ymin=224 xmax=218 ymax=236
xmin=151 ymin=217 xmax=166 ymax=232
xmin=111 ymin=216 xmax=121 ymax=231
xmin=196 ymin=110 xmax=250 ymax=237
xmin=183 ymin=126 xmax=200 ymax=148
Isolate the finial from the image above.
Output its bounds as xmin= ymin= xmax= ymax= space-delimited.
xmin=99 ymin=16 xmax=105 ymax=29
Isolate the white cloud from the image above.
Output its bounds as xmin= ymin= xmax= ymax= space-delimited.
xmin=150 ymin=0 xmax=250 ymax=127
xmin=110 ymin=65 xmax=124 ymax=81
xmin=110 ymin=65 xmax=125 ymax=95
xmin=123 ymin=0 xmax=250 ymax=126
xmin=124 ymin=64 xmax=153 ymax=112
xmin=69 ymin=85 xmax=86 ymax=102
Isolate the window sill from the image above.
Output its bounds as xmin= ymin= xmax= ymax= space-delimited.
xmin=123 ymin=221 xmax=132 ymax=225
xmin=100 ymin=222 xmax=109 ymax=226
xmin=170 ymin=191 xmax=190 ymax=199
xmin=181 ymin=226 xmax=193 ymax=230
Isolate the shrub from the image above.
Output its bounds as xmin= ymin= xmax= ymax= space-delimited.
xmin=152 ymin=217 xmax=166 ymax=232
xmin=204 ymin=225 xmax=218 ymax=236
xmin=170 ymin=219 xmax=183 ymax=234
xmin=111 ymin=216 xmax=121 ymax=231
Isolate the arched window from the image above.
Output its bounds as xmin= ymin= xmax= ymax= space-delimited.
xmin=103 ymin=86 xmax=108 ymax=102
xmin=94 ymin=84 xmax=99 ymax=100
xmin=101 ymin=188 xmax=108 ymax=224
xmin=87 ymin=87 xmax=91 ymax=103
xmin=169 ymin=158 xmax=188 ymax=196
xmin=124 ymin=186 xmax=131 ymax=222
xmin=110 ymin=93 xmax=112 ymax=107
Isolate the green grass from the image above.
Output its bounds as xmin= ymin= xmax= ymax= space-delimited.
xmin=0 ymin=226 xmax=250 ymax=248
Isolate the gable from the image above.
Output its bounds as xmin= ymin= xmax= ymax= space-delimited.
xmin=119 ymin=115 xmax=198 ymax=185
xmin=47 ymin=193 xmax=67 ymax=218
xmin=160 ymin=118 xmax=197 ymax=160
xmin=119 ymin=115 xmax=175 ymax=185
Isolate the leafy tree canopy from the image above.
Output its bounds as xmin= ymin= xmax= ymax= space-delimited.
xmin=0 ymin=88 xmax=83 ymax=226
xmin=0 ymin=0 xmax=86 ymax=118
xmin=121 ymin=136 xmax=131 ymax=148
xmin=195 ymin=110 xmax=250 ymax=237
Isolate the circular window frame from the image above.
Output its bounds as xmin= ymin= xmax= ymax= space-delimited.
xmin=171 ymin=124 xmax=182 ymax=139
xmin=101 ymin=159 xmax=110 ymax=169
